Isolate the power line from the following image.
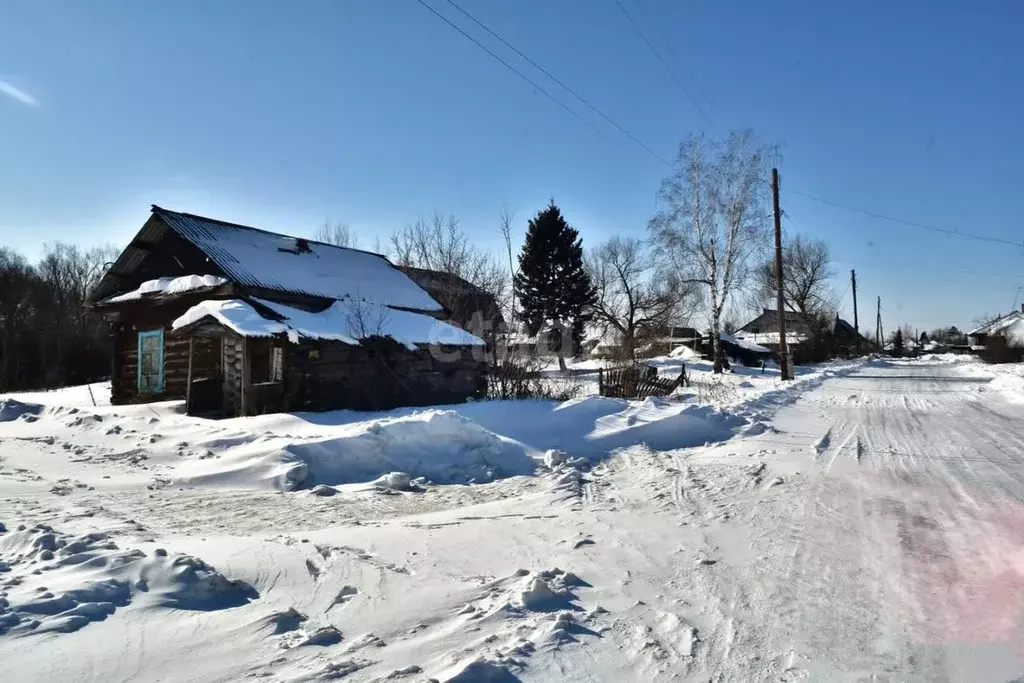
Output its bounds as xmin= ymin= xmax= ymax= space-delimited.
xmin=440 ymin=0 xmax=670 ymax=166
xmin=610 ymin=0 xmax=712 ymax=127
xmin=785 ymin=188 xmax=1024 ymax=249
xmin=411 ymin=0 xmax=599 ymax=135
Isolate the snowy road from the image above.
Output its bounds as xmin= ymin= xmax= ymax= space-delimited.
xmin=686 ymin=358 xmax=1024 ymax=681
xmin=4 ymin=358 xmax=1024 ymax=681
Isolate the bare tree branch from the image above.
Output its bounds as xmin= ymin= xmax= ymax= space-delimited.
xmin=587 ymin=236 xmax=699 ymax=360
xmin=649 ymin=131 xmax=776 ymax=372
xmin=314 ymin=221 xmax=359 ymax=248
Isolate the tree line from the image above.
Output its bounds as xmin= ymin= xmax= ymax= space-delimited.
xmin=317 ymin=130 xmax=844 ymax=375
xmin=0 ymin=244 xmax=119 ymax=392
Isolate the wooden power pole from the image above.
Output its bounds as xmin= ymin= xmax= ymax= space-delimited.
xmin=771 ymin=168 xmax=793 ymax=380
xmin=876 ymin=296 xmax=882 ymax=349
xmin=851 ymin=269 xmax=860 ymax=355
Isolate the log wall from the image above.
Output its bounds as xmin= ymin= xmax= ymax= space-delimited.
xmin=285 ymin=338 xmax=486 ymax=413
xmin=109 ymin=301 xmax=220 ymax=405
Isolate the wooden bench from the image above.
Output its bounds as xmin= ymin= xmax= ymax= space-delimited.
xmin=597 ymin=364 xmax=688 ymax=399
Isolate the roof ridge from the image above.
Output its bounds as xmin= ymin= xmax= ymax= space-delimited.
xmin=150 ymin=205 xmax=389 ymax=260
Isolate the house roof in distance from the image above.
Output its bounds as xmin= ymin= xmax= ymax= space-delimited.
xmin=968 ymin=310 xmax=1024 ymax=336
xmin=94 ymin=206 xmax=443 ymax=312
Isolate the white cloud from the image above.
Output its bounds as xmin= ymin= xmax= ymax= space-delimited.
xmin=0 ymin=79 xmax=40 ymax=107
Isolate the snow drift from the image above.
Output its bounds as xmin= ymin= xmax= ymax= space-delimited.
xmin=0 ymin=524 xmax=256 ymax=636
xmin=178 ymin=410 xmax=537 ymax=490
xmin=0 ymin=399 xmax=42 ymax=423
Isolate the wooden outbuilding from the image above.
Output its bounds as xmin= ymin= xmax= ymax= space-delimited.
xmin=90 ymin=206 xmax=486 ymax=416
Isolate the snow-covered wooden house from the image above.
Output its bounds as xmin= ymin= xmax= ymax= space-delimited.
xmin=967 ymin=308 xmax=1024 ymax=363
xmin=736 ymin=309 xmax=860 ymax=362
xmin=90 ymin=206 xmax=486 ymax=416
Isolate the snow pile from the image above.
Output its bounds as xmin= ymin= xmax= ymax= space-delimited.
xmin=975 ymin=361 xmax=1024 ymax=403
xmin=0 ymin=399 xmax=42 ymax=423
xmin=434 ymin=567 xmax=599 ymax=682
xmin=172 ymin=297 xmax=484 ymax=348
xmin=0 ymin=524 xmax=255 ymax=636
xmin=178 ymin=410 xmax=536 ymax=490
xmin=569 ymin=395 xmax=745 ymax=454
xmin=372 ymin=471 xmax=413 ymax=491
xmin=102 ymin=274 xmax=227 ymax=303
xmin=669 ymin=344 xmax=699 ymax=360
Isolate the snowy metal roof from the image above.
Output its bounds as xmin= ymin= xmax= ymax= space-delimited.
xmin=172 ymin=298 xmax=484 ymax=349
xmin=968 ymin=311 xmax=1024 ymax=336
xmin=101 ymin=274 xmax=228 ymax=304
xmin=151 ymin=206 xmax=443 ymax=312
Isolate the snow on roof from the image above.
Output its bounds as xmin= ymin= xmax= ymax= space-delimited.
xmin=101 ymin=274 xmax=228 ymax=304
xmin=172 ymin=298 xmax=484 ymax=349
xmin=153 ymin=207 xmax=443 ymax=312
xmin=734 ymin=330 xmax=808 ymax=345
xmin=969 ymin=311 xmax=1024 ymax=336
xmin=720 ymin=333 xmax=770 ymax=354
xmin=172 ymin=299 xmax=288 ymax=338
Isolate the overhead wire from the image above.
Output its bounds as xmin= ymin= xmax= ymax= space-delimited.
xmin=417 ymin=0 xmax=1019 ymax=257
xmin=411 ymin=0 xmax=599 ymax=134
xmin=439 ymin=0 xmax=671 ymax=166
xmin=784 ymin=188 xmax=1024 ymax=249
xmin=609 ymin=0 xmax=712 ymax=127
xmin=415 ymin=0 xmax=671 ymax=165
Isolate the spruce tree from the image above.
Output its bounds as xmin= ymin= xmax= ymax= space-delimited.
xmin=514 ymin=201 xmax=596 ymax=369
xmin=893 ymin=328 xmax=904 ymax=356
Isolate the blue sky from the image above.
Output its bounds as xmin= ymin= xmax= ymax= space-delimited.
xmin=2 ymin=0 xmax=1022 ymax=331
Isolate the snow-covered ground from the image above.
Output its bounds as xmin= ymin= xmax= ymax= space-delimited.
xmin=3 ymin=355 xmax=1024 ymax=681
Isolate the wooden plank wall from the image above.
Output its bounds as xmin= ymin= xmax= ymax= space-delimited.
xmin=287 ymin=339 xmax=486 ymax=412
xmin=221 ymin=337 xmax=243 ymax=416
xmin=109 ymin=300 xmax=220 ymax=405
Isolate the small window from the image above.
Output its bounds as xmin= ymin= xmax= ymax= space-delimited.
xmin=270 ymin=346 xmax=283 ymax=382
xmin=137 ymin=329 xmax=165 ymax=393
xmin=251 ymin=341 xmax=284 ymax=384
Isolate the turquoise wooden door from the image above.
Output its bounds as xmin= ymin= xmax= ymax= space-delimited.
xmin=137 ymin=330 xmax=165 ymax=393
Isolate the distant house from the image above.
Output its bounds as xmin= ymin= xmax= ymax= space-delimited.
xmin=967 ymin=308 xmax=1024 ymax=363
xmin=655 ymin=326 xmax=702 ymax=354
xmin=89 ymin=206 xmax=486 ymax=416
xmin=736 ymin=309 xmax=860 ymax=362
xmin=718 ymin=333 xmax=772 ymax=367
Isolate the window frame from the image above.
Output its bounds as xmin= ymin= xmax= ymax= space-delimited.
xmin=137 ymin=329 xmax=165 ymax=393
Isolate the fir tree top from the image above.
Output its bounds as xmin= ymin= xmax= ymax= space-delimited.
xmin=514 ymin=201 xmax=595 ymax=336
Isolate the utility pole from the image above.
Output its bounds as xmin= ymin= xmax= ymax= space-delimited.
xmin=851 ymin=269 xmax=860 ymax=355
xmin=771 ymin=168 xmax=793 ymax=380
xmin=876 ymin=296 xmax=882 ymax=349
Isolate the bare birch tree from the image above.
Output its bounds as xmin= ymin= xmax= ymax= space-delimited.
xmin=587 ymin=236 xmax=698 ymax=360
xmin=649 ymin=131 xmax=775 ymax=373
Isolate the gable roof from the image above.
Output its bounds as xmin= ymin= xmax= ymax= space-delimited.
xmin=93 ymin=206 xmax=442 ymax=312
xmin=739 ymin=309 xmax=858 ymax=339
xmin=969 ymin=310 xmax=1024 ymax=336
xmin=398 ymin=265 xmax=505 ymax=328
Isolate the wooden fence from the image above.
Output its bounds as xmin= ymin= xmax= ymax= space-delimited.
xmin=597 ymin=364 xmax=688 ymax=399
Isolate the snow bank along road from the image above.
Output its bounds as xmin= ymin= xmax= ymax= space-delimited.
xmin=2 ymin=357 xmax=1024 ymax=681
